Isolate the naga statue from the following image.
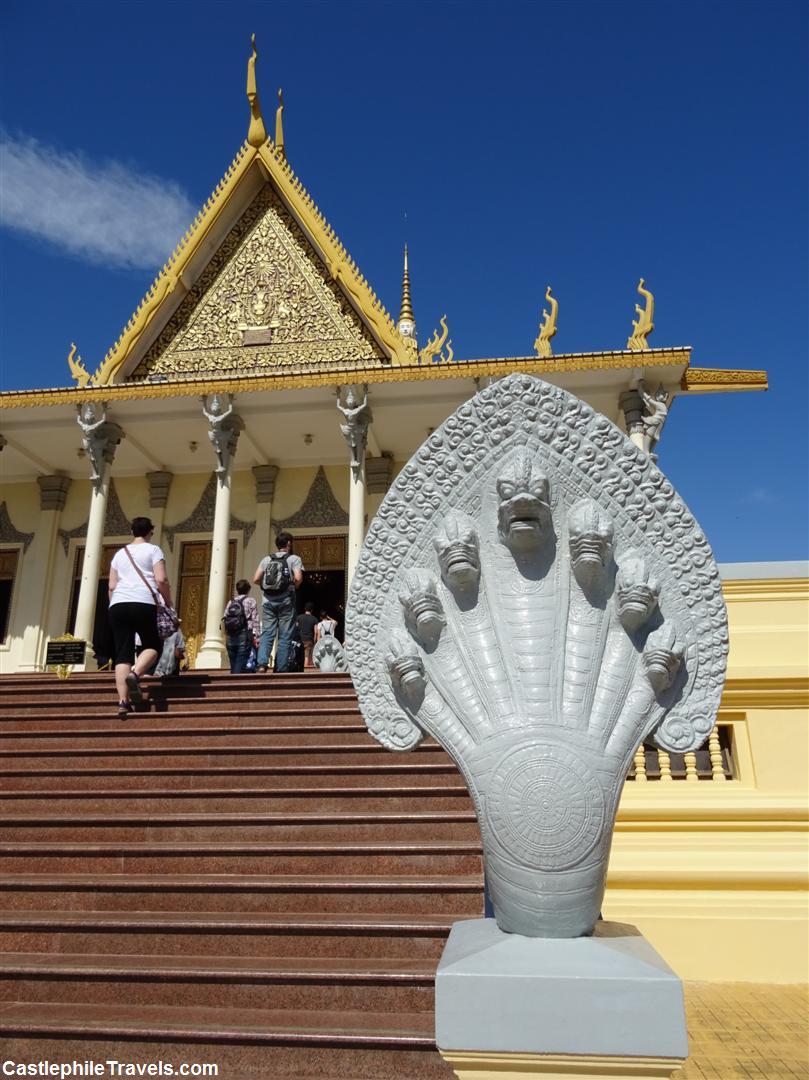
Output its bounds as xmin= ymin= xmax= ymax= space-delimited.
xmin=346 ymin=374 xmax=727 ymax=938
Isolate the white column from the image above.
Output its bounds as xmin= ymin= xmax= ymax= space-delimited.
xmin=73 ymin=472 xmax=110 ymax=646
xmin=196 ymin=395 xmax=243 ymax=669
xmin=195 ymin=470 xmax=233 ymax=669
xmin=347 ymin=457 xmax=366 ymax=586
xmin=337 ymin=386 xmax=372 ymax=589
xmin=18 ymin=476 xmax=71 ymax=671
xmin=73 ymin=403 xmax=123 ymax=662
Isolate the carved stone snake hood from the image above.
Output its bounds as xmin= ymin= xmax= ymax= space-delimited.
xmin=346 ymin=374 xmax=727 ymax=938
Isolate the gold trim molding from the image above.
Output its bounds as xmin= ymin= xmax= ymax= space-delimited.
xmin=680 ymin=367 xmax=768 ymax=392
xmin=4 ymin=349 xmax=696 ymax=410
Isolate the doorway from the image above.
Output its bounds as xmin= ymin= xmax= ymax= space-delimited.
xmin=292 ymin=535 xmax=347 ymax=640
xmin=177 ymin=540 xmax=237 ymax=668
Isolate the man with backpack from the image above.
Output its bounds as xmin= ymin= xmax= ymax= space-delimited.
xmin=252 ymin=532 xmax=304 ymax=674
xmin=222 ymin=579 xmax=259 ymax=674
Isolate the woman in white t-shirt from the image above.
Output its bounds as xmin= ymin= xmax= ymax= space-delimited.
xmin=107 ymin=516 xmax=173 ymax=719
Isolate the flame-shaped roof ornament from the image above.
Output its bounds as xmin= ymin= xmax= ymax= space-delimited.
xmin=246 ymin=34 xmax=267 ymax=148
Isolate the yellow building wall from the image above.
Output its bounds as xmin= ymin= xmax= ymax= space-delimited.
xmin=604 ymin=572 xmax=809 ymax=983
xmin=1 ymin=475 xmax=807 ymax=982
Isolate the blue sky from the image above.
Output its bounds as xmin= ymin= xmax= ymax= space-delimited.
xmin=1 ymin=0 xmax=807 ymax=562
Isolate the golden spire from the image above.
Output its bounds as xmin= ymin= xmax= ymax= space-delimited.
xmin=627 ymin=277 xmax=655 ymax=350
xmin=534 ymin=285 xmax=558 ymax=358
xmin=397 ymin=244 xmax=417 ymax=341
xmin=246 ymin=34 xmax=267 ymax=148
xmin=275 ymin=88 xmax=285 ymax=159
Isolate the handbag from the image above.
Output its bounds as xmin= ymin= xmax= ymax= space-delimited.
xmin=122 ymin=546 xmax=180 ymax=641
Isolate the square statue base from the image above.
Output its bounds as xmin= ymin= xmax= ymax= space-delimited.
xmin=435 ymin=919 xmax=687 ymax=1080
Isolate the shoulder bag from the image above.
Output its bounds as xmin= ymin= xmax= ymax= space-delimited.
xmin=122 ymin=546 xmax=180 ymax=640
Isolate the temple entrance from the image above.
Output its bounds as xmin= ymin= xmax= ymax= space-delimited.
xmin=177 ymin=540 xmax=236 ymax=668
xmin=292 ymin=535 xmax=347 ymax=640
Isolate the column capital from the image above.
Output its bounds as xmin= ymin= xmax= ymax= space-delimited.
xmin=619 ymin=387 xmax=644 ymax=439
xmin=76 ymin=402 xmax=123 ymax=489
xmin=252 ymin=464 xmax=279 ymax=503
xmin=146 ymin=471 xmax=173 ymax=508
xmin=366 ymin=452 xmax=394 ymax=495
xmin=202 ymin=393 xmax=244 ymax=480
xmin=337 ymin=384 xmax=372 ymax=472
xmin=37 ymin=474 xmax=72 ymax=512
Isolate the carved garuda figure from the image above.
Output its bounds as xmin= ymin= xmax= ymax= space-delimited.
xmin=346 ymin=374 xmax=727 ymax=938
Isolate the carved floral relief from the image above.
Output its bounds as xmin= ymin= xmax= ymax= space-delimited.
xmin=131 ymin=187 xmax=384 ymax=380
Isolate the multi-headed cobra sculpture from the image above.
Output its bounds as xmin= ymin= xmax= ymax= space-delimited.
xmin=345 ymin=375 xmax=727 ymax=938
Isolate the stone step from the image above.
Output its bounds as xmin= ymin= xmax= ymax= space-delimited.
xmin=0 ymin=710 xmax=364 ymax=729
xmin=0 ymin=743 xmax=446 ymax=770
xmin=0 ymin=1001 xmax=454 ymax=1079
xmin=0 ymin=839 xmax=483 ymax=875
xmin=0 ymin=909 xmax=457 ymax=959
xmin=0 ymin=727 xmax=415 ymax=750
xmin=0 ymin=677 xmax=355 ymax=704
xmin=0 ymin=810 xmax=480 ymax=843
xmin=0 ymin=785 xmax=472 ymax=814
xmin=0 ymin=872 xmax=484 ymax=915
xmin=0 ymin=761 xmax=462 ymax=792
xmin=0 ymin=951 xmax=438 ymax=1012
xmin=2 ymin=695 xmax=360 ymax=715
xmin=0 ymin=672 xmax=352 ymax=691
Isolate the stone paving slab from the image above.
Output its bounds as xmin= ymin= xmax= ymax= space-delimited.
xmin=683 ymin=982 xmax=808 ymax=1079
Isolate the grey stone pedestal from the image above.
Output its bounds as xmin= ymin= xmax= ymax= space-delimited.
xmin=435 ymin=919 xmax=688 ymax=1078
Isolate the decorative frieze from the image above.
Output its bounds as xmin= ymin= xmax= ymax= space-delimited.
xmin=0 ymin=503 xmax=34 ymax=552
xmin=130 ymin=186 xmax=383 ymax=380
xmin=275 ymin=466 xmax=349 ymax=529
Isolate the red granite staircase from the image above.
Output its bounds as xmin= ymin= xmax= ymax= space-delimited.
xmin=0 ymin=671 xmax=484 ymax=1078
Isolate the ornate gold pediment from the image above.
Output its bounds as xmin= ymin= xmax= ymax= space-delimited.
xmin=130 ymin=187 xmax=384 ymax=380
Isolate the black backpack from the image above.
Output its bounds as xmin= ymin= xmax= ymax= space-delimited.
xmin=223 ymin=597 xmax=247 ymax=635
xmin=262 ymin=553 xmax=291 ymax=594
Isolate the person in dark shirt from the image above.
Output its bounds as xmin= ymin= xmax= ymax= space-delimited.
xmin=297 ymin=602 xmax=318 ymax=669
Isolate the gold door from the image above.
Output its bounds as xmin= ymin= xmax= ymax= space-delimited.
xmin=177 ymin=541 xmax=236 ymax=668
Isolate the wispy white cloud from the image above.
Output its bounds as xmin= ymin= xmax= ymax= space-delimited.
xmin=739 ymin=487 xmax=781 ymax=506
xmin=0 ymin=133 xmax=195 ymax=270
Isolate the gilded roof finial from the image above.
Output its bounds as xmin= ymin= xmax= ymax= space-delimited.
xmin=67 ymin=343 xmax=92 ymax=388
xmin=246 ymin=34 xmax=267 ymax=148
xmin=534 ymin=285 xmax=558 ymax=358
xmin=397 ymin=244 xmax=417 ymax=343
xmin=275 ymin=88 xmax=285 ymax=159
xmin=627 ymin=277 xmax=654 ymax=350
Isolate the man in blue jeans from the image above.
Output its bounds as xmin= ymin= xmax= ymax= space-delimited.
xmin=252 ymin=531 xmax=304 ymax=673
